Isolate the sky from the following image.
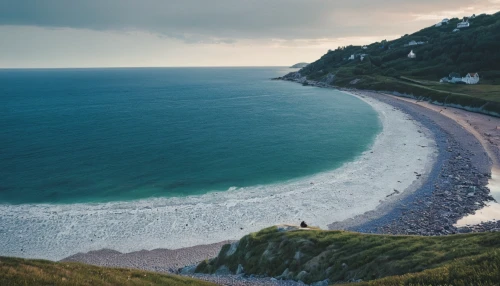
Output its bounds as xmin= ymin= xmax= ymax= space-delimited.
xmin=0 ymin=0 xmax=499 ymax=68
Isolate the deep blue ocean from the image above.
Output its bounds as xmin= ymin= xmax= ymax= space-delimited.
xmin=0 ymin=67 xmax=380 ymax=204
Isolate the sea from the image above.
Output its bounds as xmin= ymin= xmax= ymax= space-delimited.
xmin=0 ymin=67 xmax=381 ymax=204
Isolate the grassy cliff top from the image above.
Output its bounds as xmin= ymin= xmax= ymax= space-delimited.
xmin=196 ymin=226 xmax=500 ymax=285
xmin=0 ymin=256 xmax=215 ymax=286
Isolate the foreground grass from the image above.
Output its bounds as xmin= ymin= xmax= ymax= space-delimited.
xmin=350 ymin=250 xmax=500 ymax=286
xmin=0 ymin=256 xmax=215 ymax=286
xmin=196 ymin=227 xmax=500 ymax=284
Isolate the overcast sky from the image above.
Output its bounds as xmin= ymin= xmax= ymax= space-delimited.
xmin=1 ymin=0 xmax=499 ymax=68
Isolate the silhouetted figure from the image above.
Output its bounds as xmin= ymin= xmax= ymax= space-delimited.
xmin=300 ymin=221 xmax=308 ymax=228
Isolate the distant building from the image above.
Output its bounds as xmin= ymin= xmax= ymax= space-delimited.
xmin=453 ymin=28 xmax=460 ymax=33
xmin=457 ymin=20 xmax=470 ymax=28
xmin=435 ymin=22 xmax=442 ymax=27
xmin=408 ymin=50 xmax=416 ymax=59
xmin=348 ymin=54 xmax=355 ymax=60
xmin=360 ymin=54 xmax=367 ymax=61
xmin=462 ymin=73 xmax=480 ymax=84
xmin=408 ymin=40 xmax=418 ymax=46
xmin=442 ymin=18 xmax=450 ymax=23
xmin=362 ymin=46 xmax=368 ymax=49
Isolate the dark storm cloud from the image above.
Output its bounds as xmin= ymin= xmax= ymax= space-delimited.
xmin=0 ymin=0 xmax=494 ymax=41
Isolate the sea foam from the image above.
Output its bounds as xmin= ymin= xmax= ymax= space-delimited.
xmin=0 ymin=92 xmax=437 ymax=261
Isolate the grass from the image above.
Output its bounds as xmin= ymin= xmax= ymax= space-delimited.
xmin=333 ymin=74 xmax=500 ymax=115
xmin=349 ymin=250 xmax=500 ymax=286
xmin=0 ymin=256 xmax=215 ymax=286
xmin=195 ymin=227 xmax=500 ymax=285
xmin=404 ymin=76 xmax=500 ymax=102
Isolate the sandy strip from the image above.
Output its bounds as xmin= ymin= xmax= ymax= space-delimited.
xmin=0 ymin=88 xmax=436 ymax=261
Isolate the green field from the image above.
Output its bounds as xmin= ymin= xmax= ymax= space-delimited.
xmin=0 ymin=256 xmax=215 ymax=286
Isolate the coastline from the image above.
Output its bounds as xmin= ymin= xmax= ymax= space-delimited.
xmin=0 ymin=84 xmax=435 ymax=261
xmin=330 ymin=90 xmax=494 ymax=235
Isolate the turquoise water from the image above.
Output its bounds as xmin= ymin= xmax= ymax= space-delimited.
xmin=0 ymin=67 xmax=381 ymax=204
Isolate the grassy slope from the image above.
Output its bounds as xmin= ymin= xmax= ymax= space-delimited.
xmin=0 ymin=256 xmax=215 ymax=286
xmin=196 ymin=227 xmax=500 ymax=285
xmin=293 ymin=12 xmax=500 ymax=114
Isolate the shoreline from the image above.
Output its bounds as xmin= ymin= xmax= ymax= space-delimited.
xmin=332 ymin=90 xmax=493 ymax=235
xmin=0 ymin=84 xmax=435 ymax=261
xmin=55 ymin=83 xmax=498 ymax=276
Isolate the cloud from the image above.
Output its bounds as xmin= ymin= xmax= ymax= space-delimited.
xmin=0 ymin=0 xmax=498 ymax=43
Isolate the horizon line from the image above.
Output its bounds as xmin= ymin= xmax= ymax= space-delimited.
xmin=0 ymin=65 xmax=294 ymax=70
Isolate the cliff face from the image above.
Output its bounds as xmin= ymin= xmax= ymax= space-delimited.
xmin=194 ymin=226 xmax=500 ymax=285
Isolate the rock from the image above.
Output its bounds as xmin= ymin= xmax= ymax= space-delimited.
xmin=278 ymin=268 xmax=290 ymax=279
xmin=214 ymin=265 xmax=231 ymax=275
xmin=225 ymin=242 xmax=239 ymax=256
xmin=300 ymin=221 xmax=308 ymax=228
xmin=296 ymin=270 xmax=309 ymax=281
xmin=270 ymin=277 xmax=278 ymax=281
xmin=179 ymin=265 xmax=196 ymax=275
xmin=294 ymin=251 xmax=303 ymax=260
xmin=236 ymin=264 xmax=244 ymax=275
xmin=311 ymin=279 xmax=330 ymax=286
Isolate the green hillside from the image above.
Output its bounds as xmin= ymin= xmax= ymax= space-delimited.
xmin=0 ymin=256 xmax=215 ymax=286
xmin=195 ymin=226 xmax=500 ymax=285
xmin=284 ymin=12 xmax=500 ymax=115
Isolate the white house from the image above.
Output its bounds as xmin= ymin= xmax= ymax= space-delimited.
xmin=435 ymin=22 xmax=442 ymax=27
xmin=462 ymin=73 xmax=480 ymax=84
xmin=360 ymin=54 xmax=367 ymax=61
xmin=408 ymin=50 xmax=416 ymax=59
xmin=453 ymin=28 xmax=460 ymax=33
xmin=457 ymin=20 xmax=470 ymax=28
xmin=348 ymin=54 xmax=355 ymax=60
xmin=408 ymin=40 xmax=418 ymax=46
xmin=362 ymin=46 xmax=368 ymax=49
xmin=442 ymin=18 xmax=450 ymax=23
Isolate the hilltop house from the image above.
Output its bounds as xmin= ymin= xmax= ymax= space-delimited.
xmin=453 ymin=28 xmax=460 ymax=33
xmin=436 ymin=18 xmax=450 ymax=27
xmin=405 ymin=41 xmax=425 ymax=47
xmin=408 ymin=50 xmax=416 ymax=59
xmin=362 ymin=46 xmax=368 ymax=49
xmin=348 ymin=54 xmax=355 ymax=60
xmin=457 ymin=20 xmax=470 ymax=28
xmin=360 ymin=54 xmax=367 ymax=61
xmin=462 ymin=73 xmax=480 ymax=84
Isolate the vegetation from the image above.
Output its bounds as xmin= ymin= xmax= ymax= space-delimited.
xmin=195 ymin=226 xmax=500 ymax=285
xmin=291 ymin=12 xmax=500 ymax=115
xmin=290 ymin=62 xmax=309 ymax=68
xmin=0 ymin=256 xmax=215 ymax=286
